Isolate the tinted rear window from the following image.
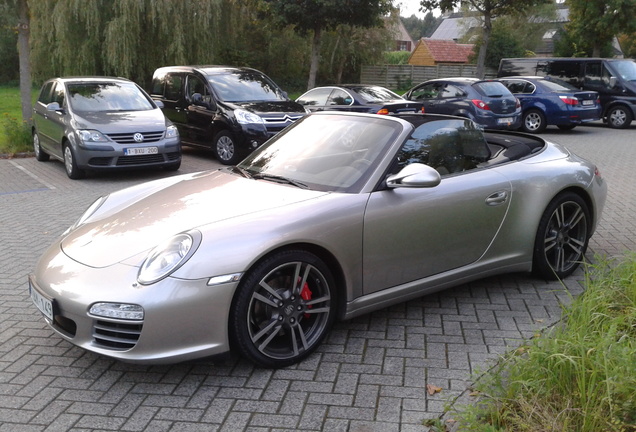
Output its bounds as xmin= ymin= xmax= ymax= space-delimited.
xmin=473 ymin=81 xmax=511 ymax=97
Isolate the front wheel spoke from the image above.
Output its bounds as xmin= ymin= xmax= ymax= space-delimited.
xmin=544 ymin=233 xmax=558 ymax=252
xmin=253 ymin=292 xmax=279 ymax=308
xmin=555 ymin=247 xmax=565 ymax=271
xmin=304 ymin=306 xmax=330 ymax=315
xmin=566 ymin=207 xmax=584 ymax=228
xmin=305 ymin=294 xmax=330 ymax=307
xmin=291 ymin=324 xmax=309 ymax=352
xmin=565 ymin=238 xmax=584 ymax=255
xmin=259 ymin=280 xmax=283 ymax=301
xmin=252 ymin=318 xmax=281 ymax=345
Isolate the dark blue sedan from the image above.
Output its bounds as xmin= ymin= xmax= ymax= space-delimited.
xmin=498 ymin=76 xmax=601 ymax=133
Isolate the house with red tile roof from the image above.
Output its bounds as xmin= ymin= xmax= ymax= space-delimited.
xmin=408 ymin=39 xmax=475 ymax=66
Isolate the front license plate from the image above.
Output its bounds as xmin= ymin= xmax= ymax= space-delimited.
xmin=497 ymin=117 xmax=513 ymax=124
xmin=30 ymin=282 xmax=54 ymax=321
xmin=582 ymin=100 xmax=594 ymax=106
xmin=124 ymin=146 xmax=158 ymax=156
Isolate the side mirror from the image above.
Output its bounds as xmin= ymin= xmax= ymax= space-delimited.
xmin=191 ymin=92 xmax=203 ymax=104
xmin=46 ymin=102 xmax=62 ymax=112
xmin=386 ymin=163 xmax=441 ymax=188
xmin=609 ymin=76 xmax=617 ymax=88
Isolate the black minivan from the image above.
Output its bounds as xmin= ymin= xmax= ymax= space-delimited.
xmin=151 ymin=66 xmax=307 ymax=164
xmin=498 ymin=57 xmax=636 ymax=129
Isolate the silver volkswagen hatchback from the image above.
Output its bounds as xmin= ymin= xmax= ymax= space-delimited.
xmin=32 ymin=77 xmax=181 ymax=179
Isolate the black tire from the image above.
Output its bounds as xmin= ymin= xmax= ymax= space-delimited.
xmin=521 ymin=109 xmax=547 ymax=133
xmin=229 ymin=250 xmax=336 ymax=368
xmin=63 ymin=144 xmax=85 ymax=179
xmin=163 ymin=160 xmax=181 ymax=171
xmin=533 ymin=192 xmax=590 ymax=280
xmin=606 ymin=105 xmax=633 ymax=129
xmin=557 ymin=124 xmax=576 ymax=131
xmin=33 ymin=131 xmax=50 ymax=161
xmin=213 ymin=130 xmax=242 ymax=165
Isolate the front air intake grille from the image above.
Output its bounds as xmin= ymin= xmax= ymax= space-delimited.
xmin=93 ymin=320 xmax=142 ymax=350
xmin=116 ymin=154 xmax=166 ymax=166
xmin=107 ymin=131 xmax=164 ymax=144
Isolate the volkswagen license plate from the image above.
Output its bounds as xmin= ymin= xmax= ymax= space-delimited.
xmin=30 ymin=281 xmax=53 ymax=321
xmin=124 ymin=146 xmax=158 ymax=156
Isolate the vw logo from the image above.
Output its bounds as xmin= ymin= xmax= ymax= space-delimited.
xmin=133 ymin=133 xmax=144 ymax=143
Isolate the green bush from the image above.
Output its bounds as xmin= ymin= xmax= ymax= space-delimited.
xmin=454 ymin=255 xmax=636 ymax=432
xmin=0 ymin=113 xmax=32 ymax=155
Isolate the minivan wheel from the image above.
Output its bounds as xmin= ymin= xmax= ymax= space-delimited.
xmin=33 ymin=131 xmax=50 ymax=161
xmin=522 ymin=109 xmax=546 ymax=133
xmin=607 ymin=106 xmax=632 ymax=129
xmin=213 ymin=130 xmax=242 ymax=165
xmin=63 ymin=144 xmax=85 ymax=179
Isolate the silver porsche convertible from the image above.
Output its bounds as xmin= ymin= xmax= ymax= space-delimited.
xmin=29 ymin=112 xmax=607 ymax=368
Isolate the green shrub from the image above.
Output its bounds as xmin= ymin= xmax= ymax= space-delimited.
xmin=454 ymin=255 xmax=636 ymax=432
xmin=0 ymin=113 xmax=32 ymax=155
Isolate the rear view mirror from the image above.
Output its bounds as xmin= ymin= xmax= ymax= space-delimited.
xmin=609 ymin=76 xmax=617 ymax=88
xmin=386 ymin=163 xmax=441 ymax=188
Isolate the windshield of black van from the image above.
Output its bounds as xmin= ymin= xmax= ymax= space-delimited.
xmin=611 ymin=60 xmax=636 ymax=81
xmin=208 ymin=72 xmax=286 ymax=102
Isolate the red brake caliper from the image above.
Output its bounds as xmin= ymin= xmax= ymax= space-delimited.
xmin=300 ymin=281 xmax=312 ymax=318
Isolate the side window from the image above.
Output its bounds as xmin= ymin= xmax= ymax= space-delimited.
xmin=328 ymin=89 xmax=353 ymax=105
xmin=297 ymin=88 xmax=331 ymax=106
xmin=51 ymin=82 xmax=65 ymax=106
xmin=409 ymin=83 xmax=441 ymax=100
xmin=584 ymin=63 xmax=603 ymax=86
xmin=37 ymin=82 xmax=54 ymax=104
xmin=186 ymin=75 xmax=211 ymax=105
xmin=504 ymin=80 xmax=527 ymax=94
xmin=547 ymin=61 xmax=581 ymax=87
xmin=164 ymin=74 xmax=183 ymax=100
xmin=439 ymin=84 xmax=463 ymax=98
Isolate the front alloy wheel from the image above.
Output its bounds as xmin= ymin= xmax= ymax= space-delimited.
xmin=533 ymin=193 xmax=590 ymax=280
xmin=522 ymin=109 xmax=546 ymax=133
xmin=64 ymin=144 xmax=85 ymax=179
xmin=607 ymin=106 xmax=632 ymax=129
xmin=230 ymin=250 xmax=335 ymax=368
xmin=213 ymin=130 xmax=242 ymax=165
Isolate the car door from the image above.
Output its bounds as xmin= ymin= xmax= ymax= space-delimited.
xmin=362 ymin=123 xmax=511 ymax=294
xmin=436 ymin=83 xmax=468 ymax=115
xmin=154 ymin=72 xmax=188 ymax=133
xmin=183 ymin=73 xmax=217 ymax=146
xmin=406 ymin=82 xmax=445 ymax=113
xmin=34 ymin=81 xmax=67 ymax=159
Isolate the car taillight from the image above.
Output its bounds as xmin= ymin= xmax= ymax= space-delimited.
xmin=420 ymin=106 xmax=426 ymax=113
xmin=559 ymin=95 xmax=579 ymax=106
xmin=376 ymin=108 xmax=390 ymax=115
xmin=471 ymin=99 xmax=490 ymax=110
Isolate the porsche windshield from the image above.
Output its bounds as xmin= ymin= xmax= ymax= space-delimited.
xmin=238 ymin=114 xmax=403 ymax=192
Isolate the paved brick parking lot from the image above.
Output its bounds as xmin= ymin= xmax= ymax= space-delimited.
xmin=1 ymin=123 xmax=634 ymax=431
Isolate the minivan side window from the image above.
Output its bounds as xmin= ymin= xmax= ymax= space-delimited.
xmin=546 ymin=61 xmax=581 ymax=87
xmin=584 ymin=62 xmax=612 ymax=89
xmin=37 ymin=82 xmax=55 ymax=104
xmin=186 ymin=75 xmax=211 ymax=105
xmin=164 ymin=74 xmax=183 ymax=100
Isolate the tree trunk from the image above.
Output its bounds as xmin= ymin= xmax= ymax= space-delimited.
xmin=17 ymin=0 xmax=32 ymax=124
xmin=307 ymin=25 xmax=322 ymax=90
xmin=475 ymin=13 xmax=492 ymax=79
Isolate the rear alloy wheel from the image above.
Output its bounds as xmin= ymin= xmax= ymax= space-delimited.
xmin=63 ymin=144 xmax=85 ymax=179
xmin=230 ymin=250 xmax=336 ymax=368
xmin=533 ymin=192 xmax=590 ymax=280
xmin=33 ymin=131 xmax=50 ymax=161
xmin=606 ymin=106 xmax=632 ymax=129
xmin=213 ymin=130 xmax=242 ymax=165
xmin=521 ymin=109 xmax=546 ymax=133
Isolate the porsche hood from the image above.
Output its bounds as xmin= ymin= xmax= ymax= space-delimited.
xmin=61 ymin=170 xmax=328 ymax=268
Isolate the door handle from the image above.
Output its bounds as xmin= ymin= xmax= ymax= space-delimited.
xmin=486 ymin=190 xmax=508 ymax=206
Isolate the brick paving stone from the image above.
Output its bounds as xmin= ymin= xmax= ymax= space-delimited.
xmin=1 ymin=125 xmax=634 ymax=430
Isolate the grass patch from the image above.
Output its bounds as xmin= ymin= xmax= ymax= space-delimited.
xmin=454 ymin=255 xmax=636 ymax=431
xmin=0 ymin=86 xmax=36 ymax=155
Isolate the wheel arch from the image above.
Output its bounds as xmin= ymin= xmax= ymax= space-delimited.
xmin=546 ymin=186 xmax=596 ymax=233
xmin=240 ymin=242 xmax=349 ymax=320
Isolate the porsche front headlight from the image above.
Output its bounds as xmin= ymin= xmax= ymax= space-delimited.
xmin=138 ymin=231 xmax=201 ymax=285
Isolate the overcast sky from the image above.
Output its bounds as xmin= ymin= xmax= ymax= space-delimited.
xmin=395 ymin=0 xmax=440 ymax=18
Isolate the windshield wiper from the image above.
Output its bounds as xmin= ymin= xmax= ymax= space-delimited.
xmin=231 ymin=166 xmax=254 ymax=179
xmin=252 ymin=173 xmax=309 ymax=189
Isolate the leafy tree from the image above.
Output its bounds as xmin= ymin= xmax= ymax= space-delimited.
xmin=402 ymin=12 xmax=442 ymax=41
xmin=261 ymin=0 xmax=392 ymax=89
xmin=419 ymin=0 xmax=552 ymax=78
xmin=566 ymin=0 xmax=636 ymax=58
xmin=0 ymin=2 xmax=20 ymax=84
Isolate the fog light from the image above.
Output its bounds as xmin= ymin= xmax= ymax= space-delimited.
xmin=251 ymin=140 xmax=259 ymax=148
xmin=89 ymin=303 xmax=144 ymax=320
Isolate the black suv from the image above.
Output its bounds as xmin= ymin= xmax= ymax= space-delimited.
xmin=151 ymin=66 xmax=307 ymax=164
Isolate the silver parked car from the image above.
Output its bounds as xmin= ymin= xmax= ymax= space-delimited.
xmin=32 ymin=76 xmax=181 ymax=179
xmin=29 ymin=112 xmax=606 ymax=367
